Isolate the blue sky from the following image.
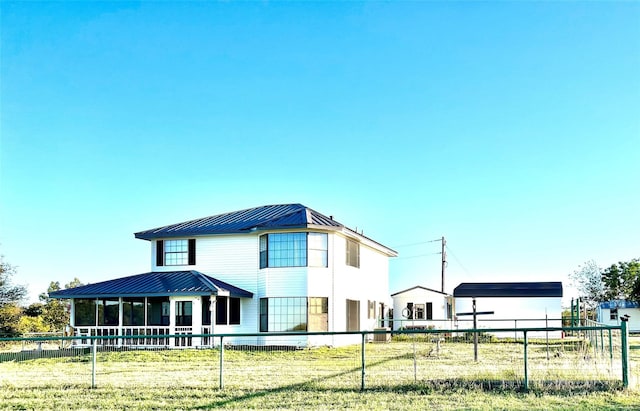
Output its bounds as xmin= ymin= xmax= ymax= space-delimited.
xmin=1 ymin=2 xmax=638 ymax=304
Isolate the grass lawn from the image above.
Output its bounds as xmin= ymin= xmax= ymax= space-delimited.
xmin=0 ymin=335 xmax=638 ymax=410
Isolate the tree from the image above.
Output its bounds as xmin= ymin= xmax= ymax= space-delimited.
xmin=569 ymin=260 xmax=605 ymax=309
xmin=0 ymin=256 xmax=26 ymax=305
xmin=602 ymin=259 xmax=640 ymax=302
xmin=0 ymin=257 xmax=27 ymax=336
xmin=37 ymin=278 xmax=83 ymax=331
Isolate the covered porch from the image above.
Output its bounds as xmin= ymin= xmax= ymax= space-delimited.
xmin=49 ymin=270 xmax=253 ymax=348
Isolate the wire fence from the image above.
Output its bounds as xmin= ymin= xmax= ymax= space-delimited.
xmin=0 ymin=322 xmax=631 ymax=392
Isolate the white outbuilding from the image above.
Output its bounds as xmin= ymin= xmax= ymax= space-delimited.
xmin=390 ymin=286 xmax=454 ymax=331
xmin=453 ymin=282 xmax=563 ymax=338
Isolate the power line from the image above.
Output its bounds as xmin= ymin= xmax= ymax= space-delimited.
xmin=445 ymin=245 xmax=473 ymax=277
xmin=390 ymin=238 xmax=443 ymax=249
xmin=390 ymin=251 xmax=443 ymax=261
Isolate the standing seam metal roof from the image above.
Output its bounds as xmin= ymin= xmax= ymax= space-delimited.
xmin=47 ymin=271 xmax=253 ymax=299
xmin=134 ymin=204 xmax=343 ymax=240
xmin=453 ymin=282 xmax=563 ymax=298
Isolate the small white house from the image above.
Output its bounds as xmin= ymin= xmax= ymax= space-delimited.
xmin=50 ymin=204 xmax=397 ymax=347
xmin=390 ymin=286 xmax=453 ymax=331
xmin=597 ymin=300 xmax=640 ymax=332
xmin=453 ymin=282 xmax=563 ymax=338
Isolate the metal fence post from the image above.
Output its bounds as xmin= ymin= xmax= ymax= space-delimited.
xmin=523 ymin=330 xmax=528 ymax=392
xmin=219 ymin=336 xmax=224 ymax=389
xmin=608 ymin=329 xmax=613 ymax=364
xmin=621 ymin=320 xmax=629 ymax=388
xmin=91 ymin=338 xmax=97 ymax=389
xmin=361 ymin=332 xmax=366 ymax=391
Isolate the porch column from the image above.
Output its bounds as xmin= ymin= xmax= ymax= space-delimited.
xmin=118 ymin=297 xmax=123 ymax=346
xmin=210 ymin=295 xmax=216 ymax=347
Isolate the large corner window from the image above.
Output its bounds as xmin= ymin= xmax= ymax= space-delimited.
xmin=346 ymin=238 xmax=360 ymax=268
xmin=259 ymin=232 xmax=327 ymax=269
xmin=260 ymin=297 xmax=328 ymax=332
xmin=156 ymin=239 xmax=196 ymax=266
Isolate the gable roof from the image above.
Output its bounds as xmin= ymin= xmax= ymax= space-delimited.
xmin=134 ymin=204 xmax=342 ymax=240
xmin=391 ymin=285 xmax=450 ymax=297
xmin=453 ymin=282 xmax=562 ymax=298
xmin=48 ymin=271 xmax=253 ymax=299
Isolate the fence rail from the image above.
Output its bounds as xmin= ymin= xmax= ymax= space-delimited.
xmin=0 ymin=323 xmax=630 ymax=392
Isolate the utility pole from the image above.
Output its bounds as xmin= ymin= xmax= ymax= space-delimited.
xmin=441 ymin=236 xmax=446 ymax=293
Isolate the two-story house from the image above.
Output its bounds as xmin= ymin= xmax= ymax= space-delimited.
xmin=49 ymin=204 xmax=397 ymax=347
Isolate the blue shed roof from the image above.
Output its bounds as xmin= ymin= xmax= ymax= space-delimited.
xmin=599 ymin=300 xmax=640 ymax=309
xmin=48 ymin=271 xmax=253 ymax=299
xmin=453 ymin=282 xmax=563 ymax=298
xmin=134 ymin=204 xmax=343 ymax=240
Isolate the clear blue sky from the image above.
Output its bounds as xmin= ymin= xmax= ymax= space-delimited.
xmin=1 ymin=1 xmax=638 ymax=305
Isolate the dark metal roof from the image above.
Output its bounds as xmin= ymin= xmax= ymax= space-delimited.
xmin=391 ymin=285 xmax=449 ymax=297
xmin=453 ymin=282 xmax=563 ymax=298
xmin=48 ymin=271 xmax=253 ymax=299
xmin=134 ymin=204 xmax=343 ymax=240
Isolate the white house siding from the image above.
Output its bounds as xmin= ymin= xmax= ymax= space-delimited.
xmin=331 ymin=234 xmax=390 ymax=345
xmin=148 ymin=229 xmax=393 ymax=347
xmin=454 ymin=297 xmax=562 ymax=338
xmin=152 ymin=235 xmax=259 ymax=336
xmin=391 ymin=287 xmax=451 ymax=331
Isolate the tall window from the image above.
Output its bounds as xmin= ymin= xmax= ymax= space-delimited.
xmin=259 ymin=233 xmax=328 ymax=268
xmin=308 ymin=233 xmax=328 ymax=267
xmin=308 ymin=297 xmax=329 ymax=331
xmin=368 ymin=300 xmax=376 ymax=319
xmin=202 ymin=296 xmax=212 ymax=326
xmin=346 ymin=239 xmax=360 ymax=268
xmin=260 ymin=297 xmax=328 ymax=332
xmin=123 ymin=298 xmax=145 ymax=326
xmin=175 ymin=301 xmax=192 ymax=326
xmin=346 ymin=299 xmax=360 ymax=331
xmin=156 ymin=239 xmax=196 ymax=266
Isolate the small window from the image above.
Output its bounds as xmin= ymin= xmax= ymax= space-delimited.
xmin=610 ymin=308 xmax=618 ymax=321
xmin=157 ymin=239 xmax=195 ymax=266
xmin=414 ymin=304 xmax=425 ymax=320
xmin=346 ymin=239 xmax=360 ymax=268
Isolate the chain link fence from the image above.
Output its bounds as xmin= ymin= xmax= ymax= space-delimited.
xmin=0 ymin=323 xmax=631 ymax=392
